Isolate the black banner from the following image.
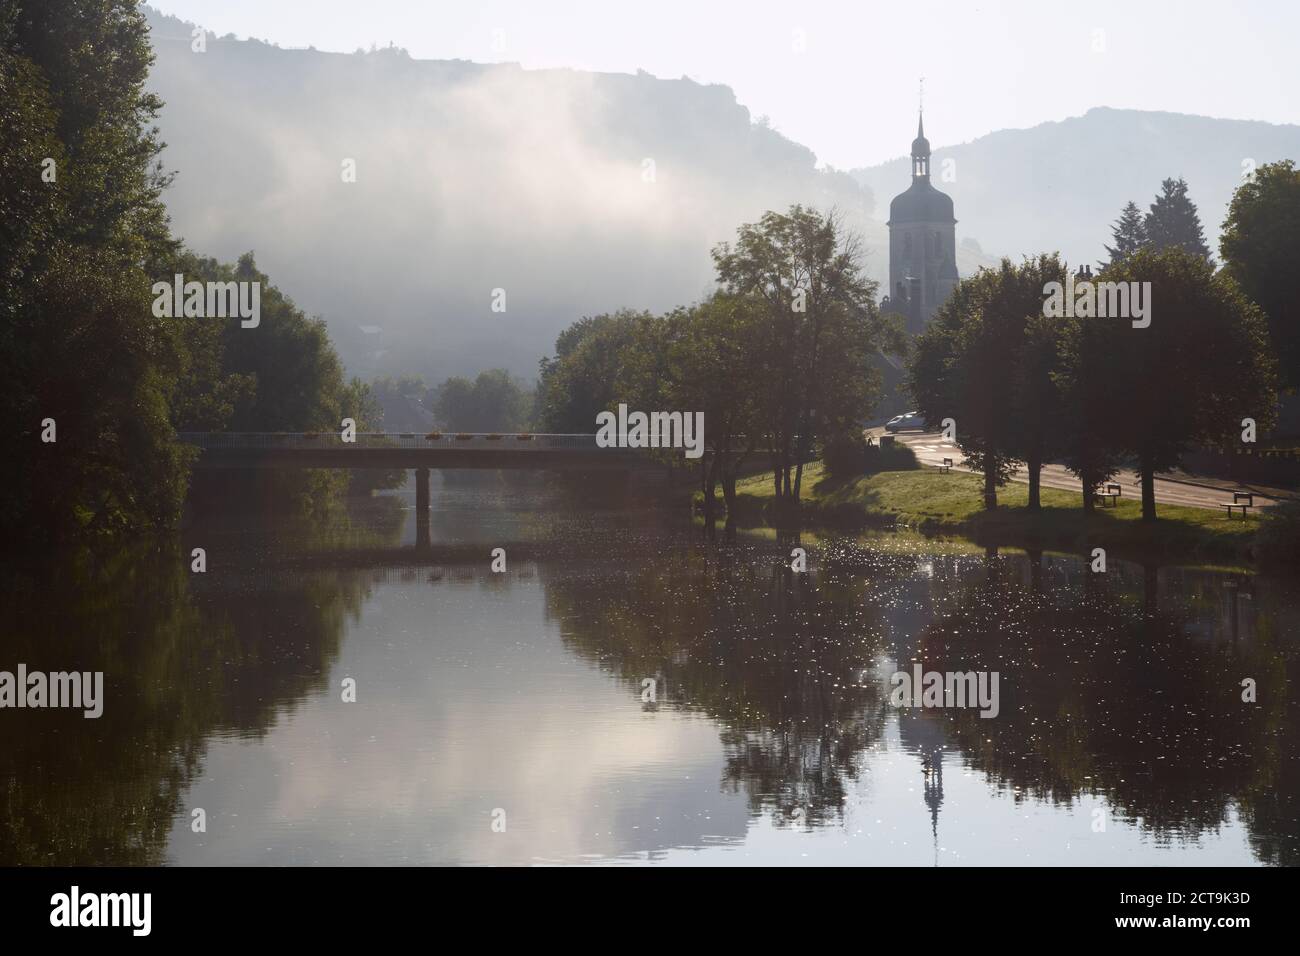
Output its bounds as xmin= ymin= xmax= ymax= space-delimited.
xmin=0 ymin=866 xmax=1280 ymax=942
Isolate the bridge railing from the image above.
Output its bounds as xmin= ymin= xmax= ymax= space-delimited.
xmin=176 ymin=432 xmax=602 ymax=451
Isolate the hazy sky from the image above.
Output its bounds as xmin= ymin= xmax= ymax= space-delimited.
xmin=149 ymin=0 xmax=1297 ymax=169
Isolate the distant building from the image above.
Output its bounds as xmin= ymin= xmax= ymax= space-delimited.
xmin=883 ymin=113 xmax=959 ymax=334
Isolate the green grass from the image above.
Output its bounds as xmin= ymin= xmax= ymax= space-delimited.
xmin=723 ymin=460 xmax=1262 ymax=564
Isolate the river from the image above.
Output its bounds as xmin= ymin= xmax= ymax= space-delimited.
xmin=2 ymin=472 xmax=1296 ymax=865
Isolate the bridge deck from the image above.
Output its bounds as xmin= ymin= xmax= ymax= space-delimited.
xmin=178 ymin=432 xmax=651 ymax=470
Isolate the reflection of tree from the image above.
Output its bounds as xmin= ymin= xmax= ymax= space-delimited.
xmin=547 ymin=533 xmax=1299 ymax=860
xmin=1 ymin=547 xmax=210 ymax=864
xmin=0 ymin=527 xmax=384 ymax=864
xmin=1233 ymin=582 xmax=1300 ymax=866
xmin=188 ymin=568 xmax=372 ymax=735
xmin=543 ymin=543 xmax=890 ymax=826
xmin=922 ymin=557 xmax=1296 ymax=858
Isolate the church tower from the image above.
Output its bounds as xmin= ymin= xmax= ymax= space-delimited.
xmin=885 ymin=112 xmax=959 ymax=334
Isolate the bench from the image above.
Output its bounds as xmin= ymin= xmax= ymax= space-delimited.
xmin=1095 ymin=482 xmax=1122 ymax=507
xmin=1224 ymin=492 xmax=1254 ymax=519
xmin=940 ymin=457 xmax=953 ymax=474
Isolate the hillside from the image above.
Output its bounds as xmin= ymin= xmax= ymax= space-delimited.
xmin=145 ymin=8 xmax=898 ymax=382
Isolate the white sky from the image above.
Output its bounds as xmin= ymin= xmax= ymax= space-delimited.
xmin=148 ymin=0 xmax=1299 ymax=169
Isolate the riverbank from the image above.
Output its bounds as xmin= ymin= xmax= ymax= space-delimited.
xmin=715 ymin=460 xmax=1265 ymax=564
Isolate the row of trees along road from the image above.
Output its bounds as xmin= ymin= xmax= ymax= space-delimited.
xmin=537 ymin=205 xmax=906 ymax=526
xmin=908 ymin=245 xmax=1278 ymax=521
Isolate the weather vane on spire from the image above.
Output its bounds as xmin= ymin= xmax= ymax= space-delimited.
xmin=919 ymin=76 xmax=925 ymax=115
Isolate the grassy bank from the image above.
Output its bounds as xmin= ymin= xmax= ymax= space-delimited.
xmin=717 ymin=460 xmax=1263 ymax=564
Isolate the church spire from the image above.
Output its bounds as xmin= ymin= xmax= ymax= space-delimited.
xmin=911 ymin=109 xmax=931 ymax=180
xmin=917 ymin=76 xmax=926 ymax=141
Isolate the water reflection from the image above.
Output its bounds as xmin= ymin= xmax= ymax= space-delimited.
xmin=1 ymin=480 xmax=1297 ymax=865
xmin=0 ymin=506 xmax=397 ymax=865
xmin=546 ymin=546 xmax=890 ymax=827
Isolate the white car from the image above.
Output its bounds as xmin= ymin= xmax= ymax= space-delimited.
xmin=884 ymin=411 xmax=928 ymax=433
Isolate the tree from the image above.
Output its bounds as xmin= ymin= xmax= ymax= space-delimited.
xmin=167 ymin=252 xmax=256 ymax=431
xmin=170 ymin=252 xmax=404 ymax=503
xmin=1055 ymin=305 xmax=1124 ymax=512
xmin=1144 ymin=178 xmax=1212 ymax=263
xmin=1099 ymin=200 xmax=1147 ymax=270
xmin=662 ymin=295 xmax=766 ymax=536
xmin=431 ymin=369 xmax=532 ymax=431
xmin=712 ymin=205 xmax=902 ymax=512
xmin=537 ymin=311 xmax=652 ymax=432
xmin=1006 ymin=257 xmax=1070 ymax=510
xmin=1103 ymin=247 xmax=1277 ymax=520
xmin=216 ymin=253 xmax=350 ymax=432
xmin=1014 ymin=304 xmax=1067 ymax=510
xmin=1220 ymin=160 xmax=1300 ymax=391
xmin=909 ymin=256 xmax=1066 ymax=510
xmin=1 ymin=0 xmax=189 ymax=545
xmin=431 ymin=376 xmax=474 ymax=428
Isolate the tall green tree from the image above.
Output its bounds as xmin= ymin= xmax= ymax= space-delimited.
xmin=212 ymin=253 xmax=349 ymax=432
xmin=1104 ymin=247 xmax=1276 ymax=520
xmin=1014 ymin=308 xmax=1067 ymax=510
xmin=166 ymin=252 xmax=256 ymax=430
xmin=909 ymin=256 xmax=1066 ymax=510
xmin=1099 ymin=200 xmax=1147 ymax=270
xmin=1 ymin=0 xmax=189 ymax=545
xmin=1054 ymin=302 xmax=1124 ymax=511
xmin=660 ymin=295 xmax=765 ymax=533
xmin=1144 ymin=177 xmax=1212 ymax=263
xmin=1220 ymin=160 xmax=1300 ymax=391
xmin=1007 ymin=257 xmax=1069 ymax=510
xmin=712 ymin=205 xmax=901 ymax=510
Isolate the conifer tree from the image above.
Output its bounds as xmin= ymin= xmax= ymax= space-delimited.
xmin=1144 ymin=178 xmax=1213 ymax=263
xmin=1099 ymin=200 xmax=1147 ymax=270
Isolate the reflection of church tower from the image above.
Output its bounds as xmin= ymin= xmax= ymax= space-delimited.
xmin=922 ymin=746 xmax=945 ymax=865
xmin=884 ymin=112 xmax=959 ymax=335
xmin=898 ymin=706 xmax=947 ymax=865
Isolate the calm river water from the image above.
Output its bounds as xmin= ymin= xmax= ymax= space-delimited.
xmin=3 ymin=474 xmax=1297 ymax=865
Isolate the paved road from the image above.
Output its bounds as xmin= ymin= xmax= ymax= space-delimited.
xmin=867 ymin=428 xmax=1292 ymax=512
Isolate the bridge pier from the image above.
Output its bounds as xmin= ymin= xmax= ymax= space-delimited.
xmin=415 ymin=467 xmax=430 ymax=550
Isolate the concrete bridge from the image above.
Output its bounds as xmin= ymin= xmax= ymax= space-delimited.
xmin=178 ymin=431 xmax=663 ymax=549
xmin=177 ymin=431 xmax=647 ymax=471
